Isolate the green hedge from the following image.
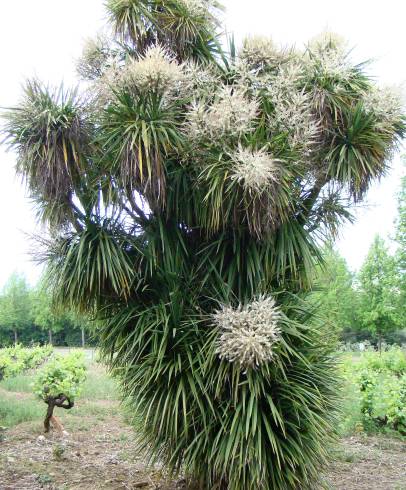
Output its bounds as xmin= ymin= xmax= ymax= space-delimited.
xmin=33 ymin=351 xmax=86 ymax=402
xmin=342 ymin=348 xmax=406 ymax=433
xmin=0 ymin=344 xmax=53 ymax=380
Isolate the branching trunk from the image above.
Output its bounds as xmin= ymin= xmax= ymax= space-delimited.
xmin=44 ymin=394 xmax=74 ymax=433
xmin=44 ymin=399 xmax=56 ymax=433
xmin=298 ymin=177 xmax=328 ymax=224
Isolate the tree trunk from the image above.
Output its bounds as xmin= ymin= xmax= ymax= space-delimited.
xmin=48 ymin=329 xmax=53 ymax=345
xmin=44 ymin=399 xmax=55 ymax=433
xmin=44 ymin=394 xmax=74 ymax=433
xmin=81 ymin=327 xmax=85 ymax=348
xmin=378 ymin=334 xmax=382 ymax=355
xmin=14 ymin=329 xmax=18 ymax=346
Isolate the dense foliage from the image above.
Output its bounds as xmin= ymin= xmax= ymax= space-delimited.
xmin=0 ymin=344 xmax=53 ymax=380
xmin=395 ymin=172 xmax=406 ymax=328
xmin=342 ymin=348 xmax=406 ymax=433
xmin=0 ymin=273 xmax=92 ymax=347
xmin=358 ymin=236 xmax=401 ymax=349
xmin=310 ymin=246 xmax=361 ymax=338
xmin=33 ymin=351 xmax=86 ymax=402
xmin=2 ymin=1 xmax=405 ymax=488
xmin=0 ymin=273 xmax=31 ymax=344
xmin=312 ymin=237 xmax=406 ymax=347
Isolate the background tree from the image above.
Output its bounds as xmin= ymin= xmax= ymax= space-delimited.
xmin=31 ymin=283 xmax=65 ymax=345
xmin=358 ymin=235 xmax=400 ymax=351
xmin=67 ymin=310 xmax=92 ymax=348
xmin=0 ymin=272 xmax=32 ymax=345
xmin=2 ymin=2 xmax=405 ymax=488
xmin=395 ymin=171 xmax=406 ymax=329
xmin=311 ymin=245 xmax=361 ymax=340
xmin=31 ymin=284 xmax=94 ymax=347
xmin=0 ymin=272 xmax=94 ymax=347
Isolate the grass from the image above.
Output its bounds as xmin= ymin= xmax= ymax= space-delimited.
xmin=0 ymin=352 xmax=120 ymax=429
xmin=331 ymin=447 xmax=361 ymax=464
xmin=80 ymin=366 xmax=118 ymax=400
xmin=0 ymin=393 xmax=44 ymax=427
xmin=0 ymin=373 xmax=34 ymax=393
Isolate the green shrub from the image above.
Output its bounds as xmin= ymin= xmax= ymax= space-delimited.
xmin=342 ymin=348 xmax=406 ymax=433
xmin=358 ymin=348 xmax=406 ymax=375
xmin=369 ymin=373 xmax=406 ymax=431
xmin=33 ymin=351 xmax=87 ymax=402
xmin=0 ymin=345 xmax=53 ymax=380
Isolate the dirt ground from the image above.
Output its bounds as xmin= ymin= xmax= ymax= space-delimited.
xmin=0 ymin=405 xmax=183 ymax=490
xmin=327 ymin=435 xmax=406 ymax=490
xmin=1 ymin=402 xmax=405 ymax=490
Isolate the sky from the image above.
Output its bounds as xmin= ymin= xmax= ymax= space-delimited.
xmin=0 ymin=0 xmax=405 ymax=288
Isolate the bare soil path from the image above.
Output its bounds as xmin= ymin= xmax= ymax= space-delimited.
xmin=1 ymin=400 xmax=405 ymax=489
xmin=327 ymin=435 xmax=406 ymax=490
xmin=0 ymin=405 xmax=182 ymax=490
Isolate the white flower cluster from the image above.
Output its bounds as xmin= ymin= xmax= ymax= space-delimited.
xmin=186 ymin=86 xmax=258 ymax=140
xmin=267 ymin=65 xmax=319 ymax=155
xmin=306 ymin=32 xmax=352 ymax=82
xmin=239 ymin=35 xmax=284 ymax=68
xmin=362 ymin=85 xmax=405 ymax=123
xmin=90 ymin=59 xmax=123 ymax=109
xmin=182 ymin=61 xmax=220 ymax=94
xmin=271 ymin=92 xmax=319 ymax=156
xmin=308 ymin=31 xmax=347 ymax=54
xmin=268 ymin=60 xmax=305 ymax=92
xmin=77 ymin=35 xmax=112 ymax=80
xmin=230 ymin=147 xmax=280 ymax=193
xmin=214 ymin=296 xmax=282 ymax=368
xmin=363 ymin=85 xmax=405 ymax=160
xmin=235 ymin=55 xmax=301 ymax=95
xmin=120 ymin=45 xmax=184 ymax=94
xmin=177 ymin=0 xmax=210 ymax=18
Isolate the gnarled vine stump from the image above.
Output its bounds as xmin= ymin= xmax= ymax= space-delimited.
xmin=44 ymin=393 xmax=74 ymax=433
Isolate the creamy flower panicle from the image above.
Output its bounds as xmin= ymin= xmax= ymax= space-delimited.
xmin=308 ymin=31 xmax=347 ymax=55
xmin=76 ymin=35 xmax=113 ymax=80
xmin=239 ymin=35 xmax=285 ymax=68
xmin=306 ymin=32 xmax=353 ymax=82
xmin=90 ymin=59 xmax=122 ymax=109
xmin=268 ymin=88 xmax=319 ymax=156
xmin=362 ymin=85 xmax=405 ymax=160
xmin=120 ymin=45 xmax=184 ymax=94
xmin=178 ymin=0 xmax=210 ymax=17
xmin=182 ymin=60 xmax=220 ymax=94
xmin=363 ymin=86 xmax=405 ymax=122
xmin=214 ymin=296 xmax=282 ymax=369
xmin=186 ymin=86 xmax=258 ymax=140
xmin=230 ymin=147 xmax=280 ymax=193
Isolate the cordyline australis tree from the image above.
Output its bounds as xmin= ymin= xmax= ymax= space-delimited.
xmin=2 ymin=1 xmax=405 ymax=488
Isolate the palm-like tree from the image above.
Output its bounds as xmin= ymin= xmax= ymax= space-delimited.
xmin=2 ymin=2 xmax=405 ymax=488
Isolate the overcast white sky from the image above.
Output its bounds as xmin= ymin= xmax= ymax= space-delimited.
xmin=0 ymin=0 xmax=405 ymax=288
